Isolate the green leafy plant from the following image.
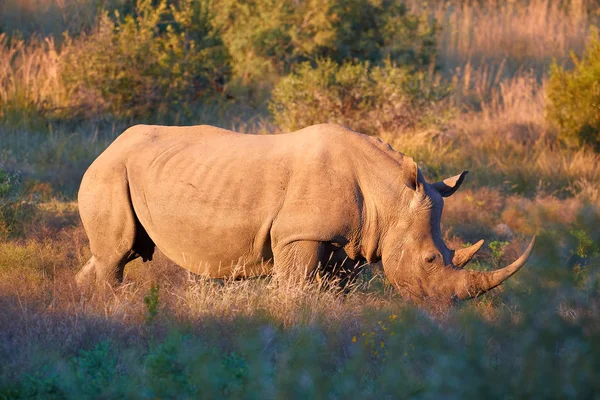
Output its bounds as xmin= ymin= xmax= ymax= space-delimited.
xmin=326 ymin=0 xmax=437 ymax=67
xmin=570 ymin=229 xmax=599 ymax=259
xmin=221 ymin=352 xmax=248 ymax=395
xmin=0 ymin=168 xmax=38 ymax=239
xmin=546 ymin=30 xmax=600 ymax=150
xmin=61 ymin=0 xmax=230 ymax=120
xmin=144 ymin=283 xmax=160 ymax=324
xmin=144 ymin=332 xmax=191 ymax=396
xmin=1 ymin=370 xmax=63 ymax=399
xmin=73 ymin=340 xmax=117 ymax=397
xmin=211 ymin=0 xmax=437 ymax=85
xmin=488 ymin=240 xmax=509 ymax=263
xmin=0 ymin=168 xmax=17 ymax=199
xmin=269 ymin=58 xmax=452 ymax=134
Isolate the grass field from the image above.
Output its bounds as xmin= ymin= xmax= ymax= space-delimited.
xmin=1 ymin=0 xmax=600 ymax=398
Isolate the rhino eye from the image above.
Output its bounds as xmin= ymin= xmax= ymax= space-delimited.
xmin=424 ymin=252 xmax=437 ymax=263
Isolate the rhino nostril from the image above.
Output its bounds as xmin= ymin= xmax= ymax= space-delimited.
xmin=424 ymin=252 xmax=438 ymax=263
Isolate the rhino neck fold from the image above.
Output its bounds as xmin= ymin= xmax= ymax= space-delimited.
xmin=359 ymin=187 xmax=407 ymax=264
xmin=353 ymin=153 xmax=415 ymax=264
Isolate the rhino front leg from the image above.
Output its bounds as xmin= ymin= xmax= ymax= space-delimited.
xmin=272 ymin=240 xmax=327 ymax=281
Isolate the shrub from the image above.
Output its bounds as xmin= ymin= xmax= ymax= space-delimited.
xmin=61 ymin=0 xmax=230 ymax=120
xmin=211 ymin=0 xmax=437 ymax=85
xmin=72 ymin=340 xmax=117 ymax=397
xmin=269 ymin=58 xmax=452 ymax=134
xmin=211 ymin=0 xmax=335 ymax=84
xmin=0 ymin=168 xmax=38 ymax=239
xmin=327 ymin=0 xmax=437 ymax=67
xmin=546 ymin=30 xmax=600 ymax=150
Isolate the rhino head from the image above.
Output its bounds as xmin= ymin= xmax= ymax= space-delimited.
xmin=381 ymin=163 xmax=535 ymax=302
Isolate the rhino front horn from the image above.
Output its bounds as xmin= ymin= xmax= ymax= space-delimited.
xmin=452 ymin=239 xmax=484 ymax=268
xmin=455 ymin=236 xmax=536 ymax=300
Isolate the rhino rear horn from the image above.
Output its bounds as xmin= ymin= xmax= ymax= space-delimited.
xmin=455 ymin=236 xmax=536 ymax=300
xmin=432 ymin=171 xmax=468 ymax=197
xmin=452 ymin=239 xmax=484 ymax=268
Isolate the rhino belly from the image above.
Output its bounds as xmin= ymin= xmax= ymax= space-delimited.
xmin=129 ymin=187 xmax=276 ymax=278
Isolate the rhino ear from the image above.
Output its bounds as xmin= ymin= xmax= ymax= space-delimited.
xmin=432 ymin=171 xmax=468 ymax=197
xmin=401 ymin=159 xmax=419 ymax=191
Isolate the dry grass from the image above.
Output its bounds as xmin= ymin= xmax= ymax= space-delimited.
xmin=412 ymin=0 xmax=597 ymax=72
xmin=0 ymin=34 xmax=67 ymax=126
xmin=0 ymin=221 xmax=398 ymax=328
xmin=381 ymin=66 xmax=600 ymax=199
xmin=1 ymin=188 xmax=595 ymax=327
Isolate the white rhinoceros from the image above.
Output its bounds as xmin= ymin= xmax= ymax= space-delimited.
xmin=76 ymin=124 xmax=535 ymax=301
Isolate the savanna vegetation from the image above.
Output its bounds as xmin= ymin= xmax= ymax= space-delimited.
xmin=1 ymin=0 xmax=600 ymax=397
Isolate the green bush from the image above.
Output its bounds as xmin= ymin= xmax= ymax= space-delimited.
xmin=546 ymin=30 xmax=600 ymax=150
xmin=4 ymin=303 xmax=600 ymax=399
xmin=212 ymin=0 xmax=437 ymax=85
xmin=269 ymin=58 xmax=453 ymax=134
xmin=211 ymin=0 xmax=334 ymax=84
xmin=61 ymin=0 xmax=230 ymax=120
xmin=327 ymin=0 xmax=437 ymax=66
xmin=0 ymin=168 xmax=38 ymax=239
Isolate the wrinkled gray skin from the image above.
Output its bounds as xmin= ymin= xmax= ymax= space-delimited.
xmin=76 ymin=124 xmax=535 ymax=301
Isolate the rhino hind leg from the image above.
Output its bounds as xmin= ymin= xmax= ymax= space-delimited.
xmin=77 ymin=167 xmax=154 ymax=288
xmin=75 ymin=252 xmax=136 ymax=288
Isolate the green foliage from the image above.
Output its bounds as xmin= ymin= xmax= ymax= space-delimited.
xmin=211 ymin=0 xmax=335 ymax=84
xmin=0 ymin=168 xmax=17 ymax=199
xmin=143 ymin=331 xmax=252 ymax=398
xmin=144 ymin=283 xmax=160 ymax=324
xmin=570 ymin=229 xmax=599 ymax=259
xmin=567 ymin=228 xmax=600 ymax=287
xmin=270 ymin=58 xmax=452 ymax=134
xmin=212 ymin=0 xmax=437 ymax=85
xmin=4 ymin=301 xmax=600 ymax=398
xmin=488 ymin=240 xmax=509 ymax=263
xmin=352 ymin=314 xmax=401 ymax=363
xmin=1 ymin=371 xmax=63 ymax=399
xmin=222 ymin=352 xmax=248 ymax=395
xmin=0 ymin=168 xmax=38 ymax=239
xmin=61 ymin=0 xmax=230 ymax=120
xmin=546 ymin=30 xmax=600 ymax=150
xmin=144 ymin=332 xmax=192 ymax=396
xmin=72 ymin=340 xmax=117 ymax=397
xmin=326 ymin=0 xmax=437 ymax=66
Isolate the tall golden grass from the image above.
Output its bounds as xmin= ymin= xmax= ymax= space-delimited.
xmin=412 ymin=0 xmax=596 ymax=71
xmin=0 ymin=34 xmax=67 ymax=122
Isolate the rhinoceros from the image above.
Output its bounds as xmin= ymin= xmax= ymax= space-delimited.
xmin=76 ymin=123 xmax=535 ymax=301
